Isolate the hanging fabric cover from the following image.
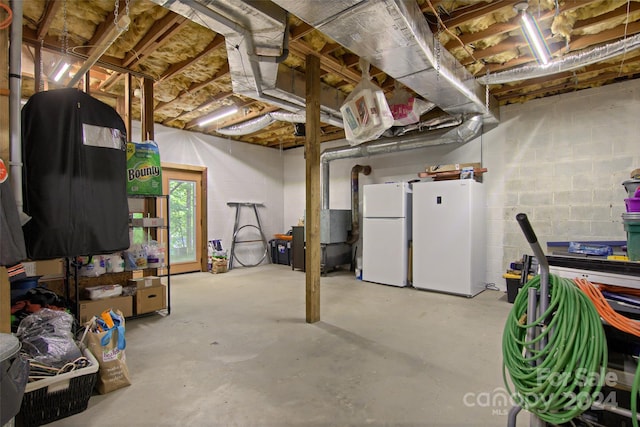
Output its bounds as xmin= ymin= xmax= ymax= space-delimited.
xmin=21 ymin=88 xmax=129 ymax=259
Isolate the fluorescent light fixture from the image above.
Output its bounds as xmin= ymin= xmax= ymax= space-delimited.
xmin=53 ymin=62 xmax=71 ymax=82
xmin=198 ymin=105 xmax=239 ymax=126
xmin=515 ymin=2 xmax=551 ymax=65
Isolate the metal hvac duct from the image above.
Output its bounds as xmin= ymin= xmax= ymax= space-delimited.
xmin=214 ymin=109 xmax=305 ymax=136
xmin=479 ymin=32 xmax=640 ymax=85
xmin=150 ymin=0 xmax=345 ymax=127
xmin=320 ymin=114 xmax=483 ymax=209
xmin=272 ymin=0 xmax=499 ymax=127
xmin=215 ymin=114 xmax=275 ymax=136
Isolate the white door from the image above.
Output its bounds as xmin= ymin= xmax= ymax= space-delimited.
xmin=362 ymin=218 xmax=408 ymax=287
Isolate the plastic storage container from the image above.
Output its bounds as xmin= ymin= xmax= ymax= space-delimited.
xmin=10 ymin=276 xmax=40 ymax=301
xmin=270 ymin=239 xmax=291 ymax=265
xmin=623 ymin=212 xmax=640 ymax=261
xmin=17 ymin=345 xmax=98 ymax=427
xmin=1 ymin=333 xmax=28 ymax=426
xmin=625 ymin=198 xmax=640 ymax=212
xmin=622 ymin=179 xmax=640 ymax=197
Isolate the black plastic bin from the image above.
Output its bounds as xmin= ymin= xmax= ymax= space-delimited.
xmin=270 ymin=239 xmax=291 ymax=265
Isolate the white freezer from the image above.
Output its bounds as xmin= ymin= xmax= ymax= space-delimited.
xmin=412 ymin=180 xmax=486 ymax=297
xmin=362 ymin=217 xmax=409 ymax=287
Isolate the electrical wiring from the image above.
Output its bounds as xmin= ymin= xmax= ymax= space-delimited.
xmin=599 ymin=284 xmax=640 ymax=298
xmin=503 ymin=274 xmax=608 ymax=425
xmin=574 ymin=279 xmax=640 ymax=337
xmin=574 ymin=278 xmax=640 ymax=427
xmin=0 ymin=1 xmax=12 ymax=30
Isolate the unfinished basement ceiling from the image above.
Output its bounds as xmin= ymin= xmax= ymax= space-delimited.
xmin=15 ymin=0 xmax=640 ymax=149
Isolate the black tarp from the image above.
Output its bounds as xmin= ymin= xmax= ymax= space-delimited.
xmin=22 ymin=88 xmax=129 ymax=259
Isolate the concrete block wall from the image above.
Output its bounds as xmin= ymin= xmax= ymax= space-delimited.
xmin=484 ymin=78 xmax=640 ymax=288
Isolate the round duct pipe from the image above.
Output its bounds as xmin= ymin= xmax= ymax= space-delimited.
xmin=347 ymin=165 xmax=371 ymax=245
xmin=215 ymin=114 xmax=275 ymax=136
xmin=479 ymin=32 xmax=640 ymax=85
xmin=320 ymin=115 xmax=483 ymax=210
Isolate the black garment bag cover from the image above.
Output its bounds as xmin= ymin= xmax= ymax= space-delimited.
xmin=22 ymin=89 xmax=130 ymax=258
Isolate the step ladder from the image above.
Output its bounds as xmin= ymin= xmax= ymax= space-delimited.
xmin=227 ymin=202 xmax=269 ymax=269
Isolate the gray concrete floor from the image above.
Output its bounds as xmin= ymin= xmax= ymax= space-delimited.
xmin=50 ymin=265 xmax=522 ymax=427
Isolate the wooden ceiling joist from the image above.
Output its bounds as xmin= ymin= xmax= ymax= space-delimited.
xmin=492 ymin=53 xmax=640 ymax=97
xmin=36 ymin=0 xmax=62 ymax=41
xmin=86 ymin=0 xmax=126 ymax=57
xmin=432 ymin=0 xmax=520 ymax=29
xmin=443 ymin=1 xmax=599 ymax=52
xmin=162 ymin=90 xmax=233 ymax=126
xmin=123 ymin=12 xmax=187 ymax=68
xmin=289 ymin=40 xmax=362 ymax=85
xmin=497 ymin=68 xmax=640 ymax=102
xmin=154 ymin=62 xmax=230 ymax=112
xmin=567 ymin=21 xmax=640 ymax=53
xmin=158 ymin=34 xmax=225 ymax=84
xmin=291 ymin=22 xmax=314 ymax=41
xmin=572 ymin=2 xmax=640 ymax=34
xmin=22 ymin=28 xmax=154 ymax=79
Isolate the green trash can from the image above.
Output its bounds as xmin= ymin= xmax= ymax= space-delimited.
xmin=622 ymin=212 xmax=640 ymax=261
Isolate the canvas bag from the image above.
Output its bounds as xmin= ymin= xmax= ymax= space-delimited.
xmin=82 ymin=309 xmax=131 ymax=394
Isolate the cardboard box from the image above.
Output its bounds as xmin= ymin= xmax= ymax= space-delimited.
xmin=426 ymin=162 xmax=481 ymax=173
xmin=127 ymin=276 xmax=161 ymax=289
xmin=135 ymin=285 xmax=166 ymax=314
xmin=79 ymin=295 xmax=133 ymax=324
xmin=131 ymin=217 xmax=164 ymax=227
xmin=22 ymin=259 xmax=64 ymax=277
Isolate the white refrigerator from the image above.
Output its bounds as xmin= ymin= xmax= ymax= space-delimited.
xmin=362 ymin=182 xmax=411 ymax=287
xmin=412 ymin=180 xmax=486 ymax=297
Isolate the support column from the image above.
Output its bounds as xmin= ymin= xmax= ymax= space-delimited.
xmin=305 ymin=54 xmax=321 ymax=323
xmin=0 ymin=5 xmax=10 ymax=332
xmin=117 ymin=73 xmax=132 ymax=139
xmin=141 ymin=77 xmax=154 ymax=141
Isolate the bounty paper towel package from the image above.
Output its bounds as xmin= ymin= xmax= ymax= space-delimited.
xmin=126 ymin=140 xmax=162 ymax=195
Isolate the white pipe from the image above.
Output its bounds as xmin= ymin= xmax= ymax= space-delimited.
xmin=9 ymin=0 xmax=25 ymax=220
xmin=67 ymin=15 xmax=131 ymax=88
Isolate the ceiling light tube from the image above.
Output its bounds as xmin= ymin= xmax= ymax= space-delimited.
xmin=520 ymin=11 xmax=551 ymax=65
xmin=198 ymin=105 xmax=239 ymax=126
xmin=53 ymin=62 xmax=71 ymax=82
xmin=67 ymin=15 xmax=131 ymax=88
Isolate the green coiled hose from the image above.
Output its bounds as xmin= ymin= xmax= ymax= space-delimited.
xmin=502 ymin=274 xmax=608 ymax=425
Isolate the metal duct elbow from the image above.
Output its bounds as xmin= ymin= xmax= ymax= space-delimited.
xmin=215 ymin=114 xmax=275 ymax=136
xmin=479 ymin=33 xmax=640 ymax=85
xmin=348 ymin=165 xmax=371 ymax=244
xmin=453 ymin=115 xmax=483 ymax=141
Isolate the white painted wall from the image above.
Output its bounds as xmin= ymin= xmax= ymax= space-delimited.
xmin=130 ymin=78 xmax=640 ymax=281
xmin=283 ymin=78 xmax=640 ymax=290
xmin=132 ymin=122 xmax=285 ymax=265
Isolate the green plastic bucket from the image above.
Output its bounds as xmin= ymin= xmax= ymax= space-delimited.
xmin=623 ymin=219 xmax=640 ymax=261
